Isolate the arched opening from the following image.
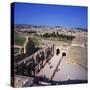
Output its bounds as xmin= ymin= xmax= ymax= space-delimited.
xmin=62 ymin=52 xmax=66 ymax=56
xmin=56 ymin=49 xmax=60 ymax=55
xmin=84 ymin=44 xmax=86 ymax=47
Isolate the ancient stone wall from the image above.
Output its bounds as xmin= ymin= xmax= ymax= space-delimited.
xmin=15 ymin=44 xmax=54 ymax=76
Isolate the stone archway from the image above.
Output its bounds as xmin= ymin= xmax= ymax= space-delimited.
xmin=56 ymin=48 xmax=60 ymax=55
xmin=62 ymin=52 xmax=66 ymax=56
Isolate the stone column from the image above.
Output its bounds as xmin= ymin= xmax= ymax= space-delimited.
xmin=52 ymin=44 xmax=54 ymax=55
xmin=44 ymin=48 xmax=47 ymax=64
xmin=33 ymin=55 xmax=36 ymax=76
xmin=23 ymin=36 xmax=29 ymax=54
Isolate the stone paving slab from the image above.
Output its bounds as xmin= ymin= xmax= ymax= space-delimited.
xmin=37 ymin=54 xmax=62 ymax=80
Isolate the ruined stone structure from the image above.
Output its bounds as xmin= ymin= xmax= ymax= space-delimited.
xmin=14 ymin=36 xmax=40 ymax=63
xmin=14 ymin=44 xmax=54 ymax=76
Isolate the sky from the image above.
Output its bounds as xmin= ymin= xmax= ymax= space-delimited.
xmin=12 ymin=2 xmax=88 ymax=29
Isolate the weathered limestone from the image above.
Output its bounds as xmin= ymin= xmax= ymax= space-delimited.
xmin=15 ymin=44 xmax=54 ymax=76
xmin=23 ymin=36 xmax=29 ymax=54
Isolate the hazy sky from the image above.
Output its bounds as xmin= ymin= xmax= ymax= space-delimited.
xmin=12 ymin=2 xmax=88 ymax=28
